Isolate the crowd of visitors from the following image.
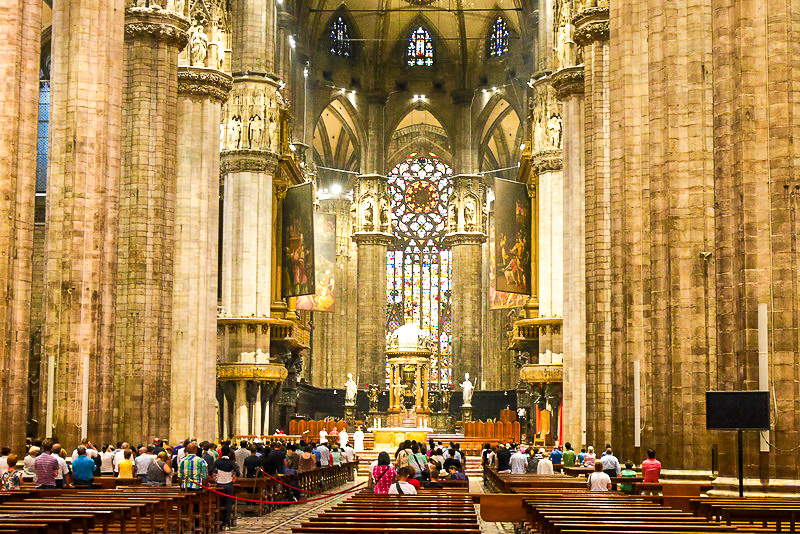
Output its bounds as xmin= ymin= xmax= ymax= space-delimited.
xmin=368 ymin=440 xmax=470 ymax=494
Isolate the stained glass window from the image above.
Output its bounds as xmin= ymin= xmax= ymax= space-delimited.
xmin=488 ymin=16 xmax=509 ymax=57
xmin=407 ymin=26 xmax=434 ymax=66
xmin=386 ymin=155 xmax=453 ymax=386
xmin=37 ymin=52 xmax=50 ymax=193
xmin=329 ymin=16 xmax=351 ymax=57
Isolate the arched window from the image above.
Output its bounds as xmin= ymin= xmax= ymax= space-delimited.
xmin=407 ymin=26 xmax=434 ymax=66
xmin=488 ymin=16 xmax=509 ymax=57
xmin=386 ymin=154 xmax=453 ymax=386
xmin=37 ymin=51 xmax=50 ymax=193
xmin=329 ymin=16 xmax=351 ymax=57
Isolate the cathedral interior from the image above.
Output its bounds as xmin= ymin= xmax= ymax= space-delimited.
xmin=2 ymin=0 xmax=800 ymax=492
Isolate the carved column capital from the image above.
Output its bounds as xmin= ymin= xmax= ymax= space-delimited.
xmin=572 ymin=7 xmax=610 ymax=46
xmin=124 ymin=7 xmax=190 ymax=49
xmin=551 ymin=66 xmax=585 ymax=100
xmin=178 ymin=67 xmax=232 ymax=102
xmin=220 ymin=150 xmax=279 ymax=175
xmin=532 ymin=149 xmax=564 ymax=173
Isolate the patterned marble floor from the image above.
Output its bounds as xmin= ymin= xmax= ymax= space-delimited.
xmin=226 ymin=476 xmax=516 ymax=534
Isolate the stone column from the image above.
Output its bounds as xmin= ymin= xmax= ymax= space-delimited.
xmin=553 ymin=66 xmax=586 ymax=448
xmin=363 ymin=95 xmax=387 ymax=175
xmin=0 ymin=0 xmax=41 ymax=454
xmin=44 ymin=0 xmax=125 ymax=446
xmin=115 ymin=4 xmax=189 ymax=444
xmin=169 ymin=68 xmax=232 ymax=443
xmin=352 ymin=172 xmax=392 ymax=384
xmin=712 ymin=0 xmax=799 ymax=480
xmin=445 ymin=174 xmax=486 ymax=386
xmin=573 ymin=5 xmax=612 ymax=450
xmin=450 ymin=93 xmax=474 ymax=174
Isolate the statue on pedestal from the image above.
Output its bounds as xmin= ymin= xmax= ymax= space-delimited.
xmin=461 ymin=372 xmax=475 ymax=407
xmin=344 ymin=373 xmax=358 ymax=405
xmin=367 ymin=385 xmax=380 ymax=412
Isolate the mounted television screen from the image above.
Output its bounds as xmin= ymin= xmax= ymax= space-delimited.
xmin=706 ymin=391 xmax=770 ymax=430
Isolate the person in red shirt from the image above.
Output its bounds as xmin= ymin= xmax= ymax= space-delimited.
xmin=641 ymin=448 xmax=662 ymax=482
xmin=406 ymin=466 xmax=421 ymax=489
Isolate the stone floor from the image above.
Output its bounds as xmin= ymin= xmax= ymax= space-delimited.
xmin=226 ymin=476 xmax=515 ymax=533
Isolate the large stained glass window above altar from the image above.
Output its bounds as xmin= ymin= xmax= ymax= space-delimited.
xmin=386 ymin=154 xmax=453 ymax=386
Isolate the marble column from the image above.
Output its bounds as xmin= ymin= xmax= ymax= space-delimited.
xmin=115 ymin=4 xmax=189 ymax=444
xmin=170 ymin=68 xmax=232 ymax=443
xmin=363 ymin=95 xmax=387 ymax=175
xmin=574 ymin=6 xmax=612 ymax=450
xmin=44 ymin=0 xmax=125 ymax=446
xmin=0 ymin=0 xmax=41 ymax=454
xmin=553 ymin=66 xmax=586 ymax=448
xmin=445 ymin=174 xmax=486 ymax=386
xmin=712 ymin=0 xmax=800 ymax=480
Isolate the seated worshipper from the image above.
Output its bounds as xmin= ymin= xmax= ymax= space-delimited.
xmin=71 ymin=447 xmax=95 ymax=488
xmin=395 ymin=440 xmax=412 ymax=468
xmin=118 ymin=449 xmax=135 ymax=479
xmin=177 ymin=443 xmax=209 ymax=490
xmin=600 ymin=447 xmax=621 ymax=478
xmin=587 ymin=460 xmax=611 ymax=491
xmin=404 ymin=466 xmax=421 ymax=489
xmin=577 ymin=448 xmax=586 ymax=466
xmin=23 ymin=446 xmax=39 ymax=480
xmin=562 ymin=443 xmax=576 ymax=467
xmin=146 ymin=452 xmax=173 ymax=486
xmin=431 ymin=448 xmax=445 ymax=469
xmin=423 ymin=468 xmax=444 ymax=488
xmin=641 ymin=448 xmax=662 ymax=482
xmin=298 ymin=446 xmax=317 ymax=473
xmin=495 ymin=444 xmax=512 ymax=473
xmin=244 ymin=445 xmax=263 ymax=478
xmin=550 ymin=446 xmax=563 ymax=465
xmin=619 ymin=461 xmax=637 ymax=493
xmin=1 ymin=455 xmax=22 ymax=490
xmin=372 ymin=452 xmax=397 ymax=494
xmin=213 ymin=445 xmax=240 ymax=528
xmin=583 ymin=445 xmax=597 ymax=467
xmin=447 ymin=464 xmax=467 ymax=481
xmin=537 ymin=448 xmax=554 ymax=474
xmin=389 ymin=466 xmax=417 ymax=495
xmin=510 ymin=446 xmax=528 ymax=474
xmin=526 ymin=447 xmax=541 ymax=474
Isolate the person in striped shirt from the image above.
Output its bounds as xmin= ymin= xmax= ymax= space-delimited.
xmin=177 ymin=443 xmax=208 ymax=490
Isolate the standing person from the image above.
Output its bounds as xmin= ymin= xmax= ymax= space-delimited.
xmin=496 ymin=444 xmax=512 ymax=473
xmin=177 ymin=443 xmax=208 ymax=490
xmin=213 ymin=445 xmax=240 ymax=528
xmin=510 ymin=446 xmax=528 ymax=474
xmin=587 ymin=461 xmax=611 ymax=491
xmin=51 ymin=444 xmax=70 ymax=488
xmin=562 ymin=443 xmax=576 ymax=467
xmin=23 ymin=446 xmax=39 ymax=480
xmin=550 ymin=446 xmax=563 ymax=465
xmin=234 ymin=441 xmax=249 ymax=474
xmin=113 ymin=442 xmax=129 ymax=474
xmin=341 ymin=441 xmax=355 ymax=464
xmin=408 ymin=444 xmax=427 ymax=481
xmin=537 ymin=448 xmax=554 ymax=474
xmin=201 ymin=442 xmax=217 ymax=474
xmin=641 ymin=448 xmax=662 ymax=483
xmin=146 ymin=452 xmax=173 ymax=486
xmin=395 ymin=441 xmax=411 ymax=468
xmin=526 ymin=447 xmax=540 ymax=473
xmin=619 ymin=462 xmax=638 ymax=493
xmin=388 ymin=467 xmax=417 ymax=495
xmin=330 ymin=446 xmax=342 ymax=467
xmin=1 ymin=455 xmax=22 ymax=490
xmin=71 ymin=439 xmax=97 ymax=460
xmin=117 ymin=449 xmax=135 ymax=479
xmin=297 ymin=446 xmax=317 ymax=473
xmin=264 ymin=442 xmax=286 ymax=475
xmin=577 ymin=448 xmax=586 ymax=466
xmin=135 ymin=446 xmax=156 ymax=484
xmin=600 ymin=447 xmax=621 ymax=478
xmin=72 ymin=446 xmax=95 ymax=488
xmin=371 ymin=452 xmax=396 ymax=494
xmin=34 ymin=441 xmax=59 ymax=489
xmin=316 ymin=441 xmax=330 ymax=467
xmin=244 ymin=446 xmax=262 ymax=478
xmin=583 ymin=446 xmax=597 ymax=468
xmin=99 ymin=444 xmax=115 ymax=477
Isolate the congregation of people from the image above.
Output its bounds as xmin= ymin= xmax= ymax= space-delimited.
xmin=369 ymin=440 xmax=470 ymax=495
xmin=482 ymin=441 xmax=662 ymax=491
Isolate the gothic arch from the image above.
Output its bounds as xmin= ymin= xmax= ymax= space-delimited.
xmin=475 ymin=95 xmax=522 ymax=178
xmin=389 ymin=14 xmax=453 ymax=69
xmin=315 ymin=5 xmax=364 ymax=61
xmin=312 ymin=95 xmax=365 ymax=174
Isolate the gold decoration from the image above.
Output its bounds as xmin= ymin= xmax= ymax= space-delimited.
xmin=217 ymin=362 xmax=288 ymax=381
xmin=520 ymin=363 xmax=564 ymax=384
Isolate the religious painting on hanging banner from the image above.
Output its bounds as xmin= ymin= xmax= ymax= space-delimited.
xmin=494 ymin=178 xmax=531 ymax=295
xmin=489 ymin=211 xmax=529 ymax=309
xmin=296 ymin=211 xmax=336 ymax=311
xmin=281 ymin=182 xmax=315 ymax=299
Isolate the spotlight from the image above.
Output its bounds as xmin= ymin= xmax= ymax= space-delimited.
xmin=331 ymin=183 xmax=342 ymax=196
xmin=303 ymin=67 xmax=308 ymax=78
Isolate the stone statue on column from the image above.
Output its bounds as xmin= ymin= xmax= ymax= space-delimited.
xmin=344 ymin=373 xmax=358 ymax=405
xmin=461 ymin=372 xmax=475 ymax=407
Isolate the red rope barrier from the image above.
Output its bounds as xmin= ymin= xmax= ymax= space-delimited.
xmin=200 ymin=480 xmax=367 ymax=505
xmin=260 ymin=469 xmax=352 ymax=496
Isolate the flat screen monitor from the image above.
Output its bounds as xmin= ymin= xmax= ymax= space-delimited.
xmin=706 ymin=391 xmax=770 ymax=430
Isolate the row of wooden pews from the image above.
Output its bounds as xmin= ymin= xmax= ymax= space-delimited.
xmin=0 ymin=486 xmax=220 ymax=534
xmin=291 ymin=489 xmax=481 ymax=534
xmin=692 ymin=497 xmax=800 ymax=533
xmin=520 ymin=491 xmax=740 ymax=534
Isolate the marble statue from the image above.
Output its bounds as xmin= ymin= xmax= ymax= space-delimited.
xmin=353 ymin=426 xmax=365 ymax=452
xmin=228 ymin=116 xmax=241 ymax=149
xmin=364 ymin=201 xmax=374 ymax=228
xmin=344 ymin=373 xmax=358 ymax=405
xmin=548 ymin=113 xmax=562 ymax=148
xmin=248 ymin=114 xmax=263 ymax=149
xmin=190 ymin=25 xmax=208 ymax=66
xmin=464 ymin=201 xmax=475 ymax=228
xmin=461 ymin=372 xmax=475 ymax=407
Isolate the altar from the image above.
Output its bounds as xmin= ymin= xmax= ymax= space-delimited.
xmin=369 ymin=426 xmax=432 ymax=451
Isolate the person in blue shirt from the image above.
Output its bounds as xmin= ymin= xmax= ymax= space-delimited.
xmin=550 ymin=446 xmax=563 ymax=465
xmin=72 ymin=446 xmax=95 ymax=488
